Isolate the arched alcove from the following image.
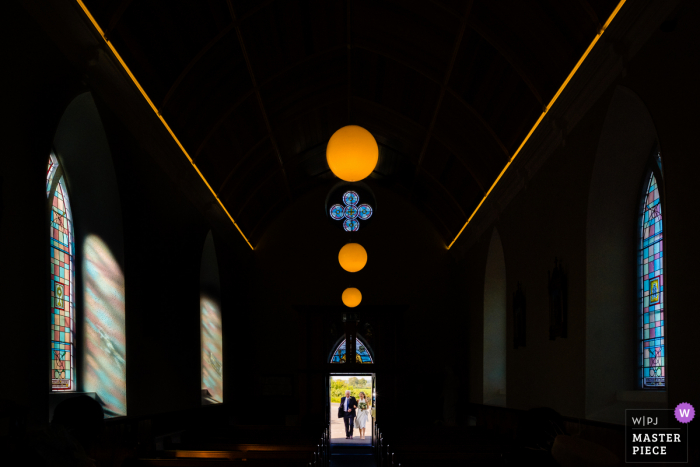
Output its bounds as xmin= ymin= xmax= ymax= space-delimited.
xmin=483 ymin=227 xmax=506 ymax=407
xmin=586 ymin=85 xmax=667 ymax=423
xmin=52 ymin=91 xmax=126 ymax=417
xmin=200 ymin=231 xmax=223 ymax=404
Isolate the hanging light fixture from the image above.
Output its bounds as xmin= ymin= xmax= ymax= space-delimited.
xmin=342 ymin=287 xmax=362 ymax=308
xmin=338 ymin=243 xmax=367 ymax=272
xmin=326 ymin=125 xmax=378 ymax=182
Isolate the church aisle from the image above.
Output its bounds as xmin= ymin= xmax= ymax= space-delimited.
xmin=330 ymin=445 xmax=375 ymax=467
xmin=330 ymin=412 xmax=372 ymax=445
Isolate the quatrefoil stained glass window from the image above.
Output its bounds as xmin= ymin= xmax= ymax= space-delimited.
xmin=330 ymin=191 xmax=373 ymax=232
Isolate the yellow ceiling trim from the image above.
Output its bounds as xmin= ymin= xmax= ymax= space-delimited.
xmin=76 ymin=0 xmax=255 ymax=250
xmin=447 ymin=0 xmax=627 ymax=250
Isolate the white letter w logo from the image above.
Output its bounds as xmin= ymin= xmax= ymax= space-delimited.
xmin=680 ymin=409 xmax=690 ymax=418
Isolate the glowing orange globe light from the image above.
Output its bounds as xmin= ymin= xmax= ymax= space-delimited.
xmin=342 ymin=287 xmax=362 ymax=308
xmin=338 ymin=243 xmax=367 ymax=273
xmin=326 ymin=125 xmax=379 ymax=182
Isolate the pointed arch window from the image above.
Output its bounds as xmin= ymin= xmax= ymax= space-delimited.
xmin=48 ymin=152 xmax=75 ymax=391
xmin=330 ymin=338 xmax=373 ymax=364
xmin=639 ymin=153 xmax=664 ymax=388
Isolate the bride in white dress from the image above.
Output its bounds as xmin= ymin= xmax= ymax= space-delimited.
xmin=355 ymin=391 xmax=371 ymax=439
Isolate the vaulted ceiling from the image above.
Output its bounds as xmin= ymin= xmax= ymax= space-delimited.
xmin=83 ymin=0 xmax=619 ymax=245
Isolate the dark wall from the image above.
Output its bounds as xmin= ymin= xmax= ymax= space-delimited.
xmin=461 ymin=0 xmax=700 ymax=423
xmin=0 ymin=3 xmax=250 ymax=427
xmin=93 ymin=95 xmax=244 ymax=417
xmin=1 ymin=1 xmax=82 ymax=425
xmin=53 ymin=91 xmax=127 ymax=417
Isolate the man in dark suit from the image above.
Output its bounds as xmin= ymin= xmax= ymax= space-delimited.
xmin=340 ymin=390 xmax=357 ymax=439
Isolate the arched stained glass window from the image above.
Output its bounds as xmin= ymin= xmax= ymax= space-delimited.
xmin=48 ymin=154 xmax=75 ymax=391
xmin=330 ymin=338 xmax=373 ymax=364
xmin=47 ymin=152 xmax=58 ymax=197
xmin=639 ymin=155 xmax=664 ymax=388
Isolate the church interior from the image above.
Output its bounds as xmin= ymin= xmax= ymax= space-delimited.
xmin=3 ymin=0 xmax=699 ymax=465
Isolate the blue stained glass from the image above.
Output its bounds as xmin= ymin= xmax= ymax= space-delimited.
xmin=47 ymin=152 xmax=59 ymax=198
xmin=330 ymin=191 xmax=373 ymax=230
xmin=344 ymin=205 xmax=359 ymax=219
xmin=330 ymin=204 xmax=345 ymax=220
xmin=343 ymin=219 xmax=359 ymax=232
xmin=343 ymin=191 xmax=359 ymax=206
xmin=330 ymin=338 xmax=373 ymax=364
xmin=357 ymin=204 xmax=373 ymax=220
xmin=331 ymin=340 xmax=346 ymax=363
xmin=50 ymin=170 xmax=75 ymax=391
xmin=639 ymin=167 xmax=664 ymax=388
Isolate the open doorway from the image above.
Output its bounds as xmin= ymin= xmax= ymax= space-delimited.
xmin=329 ymin=374 xmax=374 ymax=445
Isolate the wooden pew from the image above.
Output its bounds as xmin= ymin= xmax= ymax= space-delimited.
xmin=182 ymin=426 xmax=325 ymax=446
xmin=134 ymin=460 xmax=313 ymax=467
xmin=157 ymin=449 xmax=315 ymax=459
xmin=135 ymin=448 xmax=323 ymax=467
xmin=135 ymin=424 xmax=330 ymax=467
xmin=375 ymin=423 xmax=510 ymax=467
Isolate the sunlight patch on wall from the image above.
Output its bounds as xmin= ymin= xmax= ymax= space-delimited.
xmin=83 ymin=235 xmax=126 ymax=417
xmin=201 ymin=296 xmax=223 ymax=404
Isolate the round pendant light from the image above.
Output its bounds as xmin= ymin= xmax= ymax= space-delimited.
xmin=342 ymin=287 xmax=362 ymax=308
xmin=326 ymin=125 xmax=379 ymax=182
xmin=338 ymin=243 xmax=368 ymax=273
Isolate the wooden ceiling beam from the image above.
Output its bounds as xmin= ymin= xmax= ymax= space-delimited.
xmin=226 ymin=0 xmax=291 ymax=200
xmin=248 ymin=196 xmax=287 ymax=240
xmin=420 ymin=202 xmax=455 ymax=242
xmin=424 ymin=0 xmax=464 ymax=19
xmin=105 ymin=0 xmax=134 ymax=36
xmin=194 ymin=89 xmax=256 ymax=160
xmin=446 ymin=91 xmax=510 ymax=161
xmin=232 ymin=167 xmax=284 ymax=220
xmin=347 ymin=0 xmax=353 ymax=123
xmin=216 ymin=135 xmax=270 ymax=194
xmin=352 ymin=43 xmax=509 ymax=161
xmin=351 ymin=95 xmax=487 ymax=191
xmin=215 ymin=95 xmax=346 ymax=196
xmin=430 ymin=132 xmax=494 ymax=192
xmin=466 ymin=17 xmax=544 ymax=106
xmin=427 ymin=136 xmax=487 ymax=193
xmin=160 ymin=0 xmax=276 ymax=108
xmin=418 ymin=167 xmax=467 ymax=219
xmin=413 ymin=1 xmax=473 ymax=189
xmin=351 ymin=95 xmax=427 ymax=135
xmin=161 ymin=22 xmax=236 ymax=109
xmin=194 ymin=46 xmax=345 ymax=159
xmin=577 ymin=0 xmax=603 ymax=31
xmin=214 ymin=93 xmax=488 ymax=200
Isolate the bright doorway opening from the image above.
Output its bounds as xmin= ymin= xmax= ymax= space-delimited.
xmin=329 ymin=374 xmax=374 ymax=445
